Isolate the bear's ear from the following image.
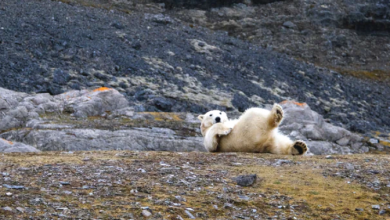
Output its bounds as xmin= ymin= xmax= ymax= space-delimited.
xmin=197 ymin=115 xmax=204 ymax=121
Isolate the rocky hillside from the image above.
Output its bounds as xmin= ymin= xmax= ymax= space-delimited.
xmin=0 ymin=0 xmax=389 ymax=135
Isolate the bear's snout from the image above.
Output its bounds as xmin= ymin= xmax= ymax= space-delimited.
xmin=215 ymin=117 xmax=221 ymax=123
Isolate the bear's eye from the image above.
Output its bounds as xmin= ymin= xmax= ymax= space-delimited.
xmin=220 ymin=112 xmax=222 ymax=115
xmin=209 ymin=114 xmax=212 ymax=117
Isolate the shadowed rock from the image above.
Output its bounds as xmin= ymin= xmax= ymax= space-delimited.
xmin=233 ymin=174 xmax=257 ymax=187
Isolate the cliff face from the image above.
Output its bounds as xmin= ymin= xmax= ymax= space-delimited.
xmin=0 ymin=151 xmax=389 ymax=219
xmin=0 ymin=0 xmax=389 ymax=136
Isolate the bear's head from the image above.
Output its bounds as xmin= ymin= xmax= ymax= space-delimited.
xmin=198 ymin=110 xmax=228 ymax=136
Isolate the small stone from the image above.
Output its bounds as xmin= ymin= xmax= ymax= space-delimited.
xmin=224 ymin=203 xmax=233 ymax=209
xmin=3 ymin=184 xmax=24 ymax=189
xmin=369 ymin=138 xmax=379 ymax=144
xmin=369 ymin=170 xmax=380 ymax=174
xmin=372 ymin=205 xmax=380 ymax=210
xmin=379 ymin=210 xmax=386 ymax=215
xmin=238 ymin=195 xmax=250 ymax=200
xmin=142 ymin=210 xmax=152 ymax=217
xmin=345 ymin=163 xmax=355 ymax=170
xmin=198 ymin=42 xmax=205 ymax=47
xmin=6 ymin=192 xmax=12 ymax=196
xmin=185 ymin=210 xmax=195 ymax=219
xmin=57 ymin=207 xmax=68 ymax=211
xmin=16 ymin=207 xmax=24 ymax=213
xmin=283 ymin=21 xmax=296 ymax=29
xmin=355 ymin=208 xmax=364 ymax=211
xmin=273 ymin=159 xmax=292 ymax=166
xmin=3 ymin=207 xmax=12 ymax=211
xmin=63 ymin=190 xmax=72 ymax=195
xmin=233 ymin=174 xmax=257 ymax=187
xmin=325 ymin=155 xmax=334 ymax=159
xmin=137 ymin=168 xmax=146 ymax=173
xmin=59 ymin=181 xmax=70 ymax=185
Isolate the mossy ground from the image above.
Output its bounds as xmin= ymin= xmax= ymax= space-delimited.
xmin=0 ymin=151 xmax=389 ymax=219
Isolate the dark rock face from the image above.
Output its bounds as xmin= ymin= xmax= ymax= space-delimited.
xmin=0 ymin=0 xmax=389 ymax=134
xmin=153 ymin=0 xmax=286 ymax=9
xmin=153 ymin=0 xmax=243 ymax=9
xmin=342 ymin=2 xmax=390 ymax=34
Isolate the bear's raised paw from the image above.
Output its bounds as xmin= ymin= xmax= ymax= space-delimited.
xmin=272 ymin=104 xmax=284 ymax=125
xmin=292 ymin=140 xmax=307 ymax=155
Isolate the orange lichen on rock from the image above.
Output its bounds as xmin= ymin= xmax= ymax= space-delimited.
xmin=92 ymin=87 xmax=112 ymax=92
xmin=280 ymin=100 xmax=307 ymax=107
xmin=1 ymin=138 xmax=13 ymax=145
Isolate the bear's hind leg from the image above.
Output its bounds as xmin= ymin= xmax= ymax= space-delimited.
xmin=291 ymin=140 xmax=308 ymax=155
xmin=268 ymin=104 xmax=284 ymax=128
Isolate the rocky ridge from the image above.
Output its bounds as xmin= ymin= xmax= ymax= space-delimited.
xmin=1 ymin=87 xmax=387 ymax=154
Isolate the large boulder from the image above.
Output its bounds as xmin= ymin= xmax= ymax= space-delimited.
xmin=279 ymin=101 xmax=369 ymax=155
xmin=0 ymin=138 xmax=40 ymax=153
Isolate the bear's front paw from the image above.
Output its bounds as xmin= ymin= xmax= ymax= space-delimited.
xmin=292 ymin=140 xmax=307 ymax=155
xmin=218 ymin=128 xmax=232 ymax=137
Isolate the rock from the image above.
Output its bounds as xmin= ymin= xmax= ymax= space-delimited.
xmin=145 ymin=13 xmax=174 ymax=24
xmin=325 ymin=155 xmax=334 ymax=159
xmin=283 ymin=21 xmax=296 ymax=29
xmin=344 ymin=163 xmax=354 ymax=170
xmin=1 ymin=126 xmax=203 ymax=152
xmin=3 ymin=142 xmax=40 ymax=153
xmin=16 ymin=207 xmax=25 ymax=213
xmin=233 ymin=174 xmax=257 ymax=187
xmin=142 ymin=210 xmax=152 ymax=217
xmin=53 ymin=69 xmax=70 ymax=85
xmin=151 ymin=97 xmax=173 ymax=111
xmin=190 ymin=39 xmax=220 ymax=55
xmin=369 ymin=138 xmax=379 ymax=144
xmin=3 ymin=207 xmax=12 ymax=212
xmin=355 ymin=208 xmax=364 ymax=211
xmin=58 ymin=88 xmax=129 ymax=118
xmin=59 ymin=182 xmax=70 ymax=185
xmin=301 ymin=124 xmax=323 ymax=140
xmin=3 ymin=184 xmax=25 ymax=189
xmin=306 ymin=141 xmax=333 ymax=155
xmin=372 ymin=205 xmax=380 ymax=210
xmin=280 ymin=101 xmax=369 ymax=155
xmin=336 ymin=137 xmax=350 ymax=146
xmin=185 ymin=210 xmax=195 ymax=219
xmin=379 ymin=210 xmax=386 ymax=215
xmin=273 ymin=159 xmax=291 ymax=166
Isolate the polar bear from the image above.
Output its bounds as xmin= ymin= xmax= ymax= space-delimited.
xmin=198 ymin=104 xmax=308 ymax=155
